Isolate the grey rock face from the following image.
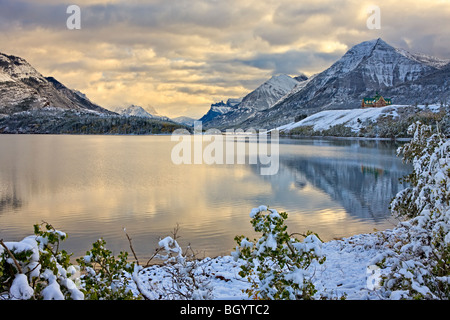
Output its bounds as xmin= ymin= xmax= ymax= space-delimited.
xmin=0 ymin=53 xmax=114 ymax=116
xmin=201 ymin=74 xmax=303 ymax=129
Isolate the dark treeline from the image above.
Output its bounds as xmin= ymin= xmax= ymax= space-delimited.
xmin=0 ymin=109 xmax=190 ymax=135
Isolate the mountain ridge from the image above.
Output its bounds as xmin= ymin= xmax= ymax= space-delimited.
xmin=235 ymin=38 xmax=450 ymax=129
xmin=0 ymin=52 xmax=115 ymax=116
xmin=200 ymin=73 xmax=305 ymax=128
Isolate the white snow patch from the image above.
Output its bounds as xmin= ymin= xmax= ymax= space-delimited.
xmin=132 ymin=229 xmax=399 ymax=300
xmin=10 ymin=274 xmax=34 ymax=300
xmin=275 ymin=104 xmax=441 ymax=133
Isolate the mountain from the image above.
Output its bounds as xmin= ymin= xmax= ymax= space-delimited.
xmin=383 ymin=62 xmax=450 ymax=105
xmin=238 ymin=74 xmax=302 ymax=111
xmin=114 ymin=105 xmax=153 ymax=118
xmin=0 ymin=53 xmax=114 ymax=116
xmin=237 ymin=38 xmax=450 ymax=129
xmin=172 ymin=116 xmax=197 ymax=127
xmin=113 ymin=104 xmax=174 ymax=123
xmin=198 ymin=98 xmax=241 ymax=124
xmin=115 ymin=105 xmax=198 ymax=126
xmin=0 ymin=52 xmax=191 ymax=134
xmin=201 ymin=74 xmax=303 ymax=128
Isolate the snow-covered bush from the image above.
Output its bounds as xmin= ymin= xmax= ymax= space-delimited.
xmin=374 ymin=122 xmax=450 ymax=299
xmin=76 ymin=238 xmax=140 ymax=300
xmin=232 ymin=206 xmax=325 ymax=300
xmin=0 ymin=222 xmax=84 ymax=300
xmin=134 ymin=226 xmax=213 ymax=300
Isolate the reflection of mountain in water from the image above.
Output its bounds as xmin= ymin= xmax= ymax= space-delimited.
xmin=284 ymin=158 xmax=407 ymax=221
xmin=0 ymin=193 xmax=22 ymax=214
xmin=0 ymin=178 xmax=23 ymax=215
xmin=0 ymin=163 xmax=24 ymax=214
xmin=256 ymin=139 xmax=412 ymax=222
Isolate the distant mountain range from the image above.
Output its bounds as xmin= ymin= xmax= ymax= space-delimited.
xmin=240 ymin=38 xmax=450 ymax=129
xmin=197 ymin=38 xmax=450 ymax=130
xmin=2 ymin=38 xmax=449 ymax=134
xmin=113 ymin=104 xmax=170 ymax=121
xmin=171 ymin=116 xmax=197 ymax=127
xmin=113 ymin=105 xmax=198 ymax=127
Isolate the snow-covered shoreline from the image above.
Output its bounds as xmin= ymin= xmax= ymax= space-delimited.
xmin=133 ymin=228 xmax=398 ymax=300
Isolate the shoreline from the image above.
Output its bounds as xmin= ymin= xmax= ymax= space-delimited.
xmin=284 ymin=134 xmax=411 ymax=142
xmin=133 ymin=226 xmax=402 ymax=300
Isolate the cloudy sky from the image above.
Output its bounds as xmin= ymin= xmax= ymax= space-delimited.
xmin=1 ymin=0 xmax=449 ymax=118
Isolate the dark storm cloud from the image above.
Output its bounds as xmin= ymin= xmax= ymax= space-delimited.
xmin=235 ymin=50 xmax=341 ymax=75
xmin=0 ymin=0 xmax=68 ymax=29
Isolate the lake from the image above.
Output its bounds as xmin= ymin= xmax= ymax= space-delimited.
xmin=0 ymin=135 xmax=411 ymax=261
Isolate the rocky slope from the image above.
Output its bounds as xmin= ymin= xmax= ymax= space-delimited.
xmin=200 ymin=74 xmax=303 ymax=129
xmin=198 ymin=98 xmax=242 ymax=124
xmin=237 ymin=38 xmax=450 ymax=129
xmin=0 ymin=52 xmax=114 ymax=116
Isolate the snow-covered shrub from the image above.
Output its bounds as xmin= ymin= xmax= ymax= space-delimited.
xmin=0 ymin=222 xmax=84 ymax=300
xmin=232 ymin=206 xmax=325 ymax=300
xmin=439 ymin=105 xmax=450 ymax=137
xmin=76 ymin=238 xmax=140 ymax=300
xmin=136 ymin=226 xmax=213 ymax=300
xmin=374 ymin=122 xmax=450 ymax=299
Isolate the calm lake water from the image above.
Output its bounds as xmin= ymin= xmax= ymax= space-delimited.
xmin=0 ymin=135 xmax=411 ymax=261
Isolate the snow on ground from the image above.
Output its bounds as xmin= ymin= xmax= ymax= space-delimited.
xmin=135 ymin=229 xmax=396 ymax=300
xmin=275 ymin=104 xmax=441 ymax=133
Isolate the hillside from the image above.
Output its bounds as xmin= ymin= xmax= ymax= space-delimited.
xmin=276 ymin=104 xmax=448 ymax=138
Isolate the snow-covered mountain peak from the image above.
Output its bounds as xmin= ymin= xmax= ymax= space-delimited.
xmin=322 ymin=39 xmax=393 ymax=76
xmin=265 ymin=74 xmax=299 ymax=89
xmin=327 ymin=38 xmax=383 ymax=74
xmin=0 ymin=53 xmax=45 ymax=82
xmin=0 ymin=52 xmax=115 ymax=115
xmin=113 ymin=104 xmax=172 ymax=122
xmin=114 ymin=105 xmax=155 ymax=118
xmin=238 ymin=74 xmax=300 ymax=111
xmin=306 ymin=37 xmax=439 ymax=92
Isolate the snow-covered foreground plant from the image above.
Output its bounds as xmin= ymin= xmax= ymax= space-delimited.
xmin=0 ymin=223 xmax=211 ymax=300
xmin=76 ymin=238 xmax=139 ymax=300
xmin=374 ymin=122 xmax=450 ymax=299
xmin=0 ymin=222 xmax=84 ymax=300
xmin=133 ymin=225 xmax=213 ymax=300
xmin=232 ymin=206 xmax=325 ymax=300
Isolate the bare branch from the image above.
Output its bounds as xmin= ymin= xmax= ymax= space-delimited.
xmin=123 ymin=228 xmax=140 ymax=266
